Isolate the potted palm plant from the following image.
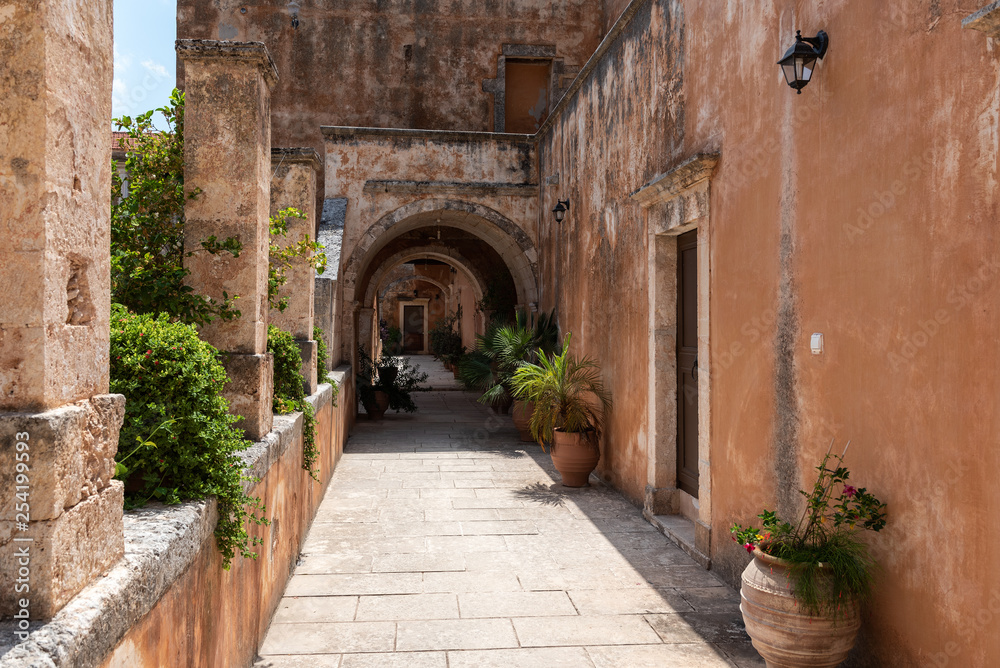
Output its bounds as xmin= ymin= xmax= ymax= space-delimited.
xmin=511 ymin=334 xmax=611 ymax=487
xmin=458 ymin=310 xmax=557 ymax=426
xmin=731 ymin=443 xmax=887 ymax=667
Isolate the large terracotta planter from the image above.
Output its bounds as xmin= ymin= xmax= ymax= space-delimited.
xmin=511 ymin=400 xmax=535 ymax=442
xmin=364 ymin=390 xmax=389 ymax=420
xmin=550 ymin=430 xmax=600 ymax=487
xmin=740 ymin=547 xmax=861 ymax=668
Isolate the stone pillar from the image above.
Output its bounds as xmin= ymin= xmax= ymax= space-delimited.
xmin=315 ymin=277 xmax=339 ymax=370
xmin=0 ymin=0 xmax=125 ymax=619
xmin=271 ymin=148 xmax=321 ymax=395
xmin=177 ymin=40 xmax=278 ymax=441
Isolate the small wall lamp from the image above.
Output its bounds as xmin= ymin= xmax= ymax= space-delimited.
xmin=552 ymin=199 xmax=570 ymax=223
xmin=778 ymin=30 xmax=828 ymax=93
xmin=287 ymin=1 xmax=301 ymax=29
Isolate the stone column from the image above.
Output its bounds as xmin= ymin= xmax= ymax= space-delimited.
xmin=314 ymin=277 xmax=339 ymax=370
xmin=0 ymin=0 xmax=126 ymax=619
xmin=271 ymin=148 xmax=321 ymax=394
xmin=177 ymin=40 xmax=278 ymax=441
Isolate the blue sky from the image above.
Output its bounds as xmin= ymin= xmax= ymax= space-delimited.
xmin=112 ymin=0 xmax=178 ymax=126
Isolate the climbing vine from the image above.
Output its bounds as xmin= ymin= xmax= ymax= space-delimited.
xmin=269 ymin=207 xmax=327 ymax=312
xmin=268 ymin=326 xmax=320 ymax=480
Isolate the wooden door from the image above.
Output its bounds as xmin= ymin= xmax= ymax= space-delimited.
xmin=403 ymin=305 xmax=424 ymax=352
xmin=676 ymin=230 xmax=699 ymax=497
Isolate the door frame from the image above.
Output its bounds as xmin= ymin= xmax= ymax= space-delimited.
xmin=631 ymin=153 xmax=718 ymax=567
xmin=398 ymin=298 xmax=430 ymax=354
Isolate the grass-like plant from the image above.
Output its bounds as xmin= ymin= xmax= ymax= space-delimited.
xmin=510 ymin=334 xmax=612 ymax=448
xmin=731 ymin=443 xmax=888 ymax=616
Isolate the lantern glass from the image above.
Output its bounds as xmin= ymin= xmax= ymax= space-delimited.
xmin=552 ymin=202 xmax=567 ymax=223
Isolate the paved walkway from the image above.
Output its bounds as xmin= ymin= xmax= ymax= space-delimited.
xmin=256 ymin=372 xmax=762 ymax=667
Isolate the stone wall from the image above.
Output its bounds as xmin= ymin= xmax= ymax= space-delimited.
xmin=538 ymin=0 xmax=1000 ymax=665
xmin=0 ymin=374 xmax=352 ymax=668
xmin=176 ymin=0 xmax=606 ymax=213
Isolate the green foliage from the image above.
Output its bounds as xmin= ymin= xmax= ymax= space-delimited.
xmin=269 ymin=208 xmax=327 ymax=312
xmin=429 ymin=308 xmax=464 ymax=362
xmin=356 ymin=347 xmax=428 ymax=413
xmin=511 ymin=333 xmax=612 ymax=448
xmin=475 ymin=271 xmax=518 ymax=326
xmin=730 ymin=447 xmax=889 ymax=616
xmin=111 ymin=89 xmax=243 ymax=326
xmin=459 ymin=309 xmax=559 ymax=409
xmin=268 ymin=326 xmax=319 ymax=480
xmin=313 ymin=325 xmax=340 ymax=405
xmin=109 ymin=304 xmax=268 ymax=569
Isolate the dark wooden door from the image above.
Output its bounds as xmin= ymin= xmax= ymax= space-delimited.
xmin=677 ymin=230 xmax=699 ymax=498
xmin=403 ymin=305 xmax=424 ymax=352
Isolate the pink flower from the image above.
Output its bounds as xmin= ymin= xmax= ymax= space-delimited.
xmin=843 ymin=485 xmax=857 ymax=498
xmin=744 ymin=543 xmax=755 ymax=554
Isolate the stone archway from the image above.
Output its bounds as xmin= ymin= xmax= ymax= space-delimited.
xmin=363 ymin=246 xmax=488 ymax=308
xmin=343 ymin=199 xmax=539 ymax=308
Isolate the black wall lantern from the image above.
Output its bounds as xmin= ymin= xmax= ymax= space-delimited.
xmin=287 ymin=1 xmax=301 ymax=29
xmin=552 ymin=199 xmax=570 ymax=223
xmin=778 ymin=30 xmax=828 ymax=93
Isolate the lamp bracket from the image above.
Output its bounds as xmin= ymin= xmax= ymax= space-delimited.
xmin=797 ymin=30 xmax=829 ymax=59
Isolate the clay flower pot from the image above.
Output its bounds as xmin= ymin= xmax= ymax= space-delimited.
xmin=511 ymin=400 xmax=535 ymax=442
xmin=550 ymin=429 xmax=600 ymax=487
xmin=363 ymin=390 xmax=389 ymax=420
xmin=740 ymin=547 xmax=861 ymax=668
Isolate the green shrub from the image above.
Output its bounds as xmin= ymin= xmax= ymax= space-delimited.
xmin=111 ymin=90 xmax=242 ymax=326
xmin=429 ymin=308 xmax=464 ymax=361
xmin=268 ymin=326 xmax=319 ymax=479
xmin=109 ymin=304 xmax=267 ymax=569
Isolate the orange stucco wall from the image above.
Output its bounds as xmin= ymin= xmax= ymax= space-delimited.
xmin=540 ymin=1 xmax=1000 ymax=665
xmin=100 ymin=380 xmax=353 ymax=668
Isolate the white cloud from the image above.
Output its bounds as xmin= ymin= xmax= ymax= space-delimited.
xmin=114 ymin=46 xmax=132 ymax=73
xmin=141 ymin=59 xmax=168 ymax=79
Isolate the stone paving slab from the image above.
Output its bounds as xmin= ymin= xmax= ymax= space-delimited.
xmin=256 ymin=380 xmax=763 ymax=667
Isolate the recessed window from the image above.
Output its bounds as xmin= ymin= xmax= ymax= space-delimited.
xmin=504 ymin=60 xmax=551 ymax=133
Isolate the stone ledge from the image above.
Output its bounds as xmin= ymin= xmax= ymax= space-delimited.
xmin=363 ymin=179 xmax=538 ymax=197
xmin=964 ymin=2 xmax=1000 ymax=37
xmin=0 ymin=377 xmax=344 ymax=668
xmin=321 ymin=125 xmax=534 ymax=143
xmin=175 ymin=39 xmax=278 ymax=89
xmin=271 ymin=148 xmax=322 ymax=173
xmin=630 ymin=153 xmax=720 ymax=208
xmin=644 ymin=511 xmax=712 ymax=570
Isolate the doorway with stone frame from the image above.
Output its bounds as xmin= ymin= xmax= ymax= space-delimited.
xmin=631 ymin=153 xmax=719 ymax=569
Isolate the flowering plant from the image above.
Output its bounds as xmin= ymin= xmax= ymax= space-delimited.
xmin=731 ymin=443 xmax=887 ymax=615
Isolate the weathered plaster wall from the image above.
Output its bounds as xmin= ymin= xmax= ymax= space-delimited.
xmin=324 ymin=128 xmax=540 ymax=361
xmin=538 ymin=0 xmax=685 ymax=504
xmin=100 ymin=378 xmax=352 ymax=668
xmin=177 ymin=0 xmax=606 ymax=218
xmin=540 ymin=0 xmax=1000 ymax=665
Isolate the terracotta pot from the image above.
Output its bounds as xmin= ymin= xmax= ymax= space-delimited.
xmin=550 ymin=430 xmax=600 ymax=487
xmin=740 ymin=547 xmax=861 ymax=668
xmin=452 ymin=366 xmax=461 ymax=379
xmin=511 ymin=400 xmax=535 ymax=442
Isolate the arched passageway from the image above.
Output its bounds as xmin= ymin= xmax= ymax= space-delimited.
xmin=343 ymin=200 xmax=539 ymax=362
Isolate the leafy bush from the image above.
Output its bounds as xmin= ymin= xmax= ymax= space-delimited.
xmin=429 ymin=308 xmax=464 ymax=362
xmin=268 ymin=326 xmax=319 ymax=480
xmin=356 ymin=347 xmax=428 ymax=413
xmin=111 ymin=90 xmax=242 ymax=326
xmin=109 ymin=304 xmax=267 ymax=568
xmin=269 ymin=207 xmax=326 ymax=312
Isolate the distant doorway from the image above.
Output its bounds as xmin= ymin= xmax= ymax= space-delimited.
xmin=676 ymin=230 xmax=699 ymax=498
xmin=399 ymin=300 xmax=429 ymax=353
